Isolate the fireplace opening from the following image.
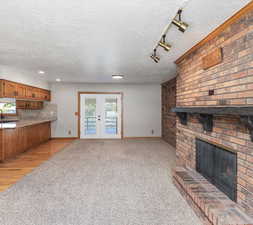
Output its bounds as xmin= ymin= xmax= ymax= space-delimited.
xmin=196 ymin=139 xmax=237 ymax=201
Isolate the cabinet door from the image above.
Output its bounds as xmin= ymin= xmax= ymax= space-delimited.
xmin=16 ymin=100 xmax=27 ymax=109
xmin=37 ymin=101 xmax=43 ymax=109
xmin=26 ymin=87 xmax=34 ymax=99
xmin=29 ymin=101 xmax=35 ymax=109
xmin=39 ymin=89 xmax=50 ymax=101
xmin=31 ymin=101 xmax=42 ymax=109
xmin=40 ymin=122 xmax=51 ymax=142
xmin=42 ymin=90 xmax=48 ymax=101
xmin=26 ymin=125 xmax=38 ymax=149
xmin=3 ymin=81 xmax=17 ymax=98
xmin=44 ymin=90 xmax=51 ymax=101
xmin=0 ymin=130 xmax=3 ymax=162
xmin=0 ymin=80 xmax=4 ymax=98
xmin=26 ymin=101 xmax=31 ymax=109
xmin=16 ymin=84 xmax=26 ymax=99
xmin=47 ymin=91 xmax=51 ymax=101
xmin=36 ymin=90 xmax=43 ymax=101
xmin=34 ymin=88 xmax=43 ymax=100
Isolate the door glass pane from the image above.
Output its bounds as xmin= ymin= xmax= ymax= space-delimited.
xmin=105 ymin=98 xmax=118 ymax=135
xmin=85 ymin=98 xmax=96 ymax=135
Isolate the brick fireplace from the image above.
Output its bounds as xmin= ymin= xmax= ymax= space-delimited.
xmin=172 ymin=5 xmax=253 ymax=225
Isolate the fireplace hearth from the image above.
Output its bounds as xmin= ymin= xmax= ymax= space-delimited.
xmin=196 ymin=139 xmax=237 ymax=201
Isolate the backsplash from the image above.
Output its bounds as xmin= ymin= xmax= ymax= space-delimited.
xmin=17 ymin=102 xmax=57 ymax=120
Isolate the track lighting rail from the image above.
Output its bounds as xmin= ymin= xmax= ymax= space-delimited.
xmin=150 ymin=8 xmax=189 ymax=63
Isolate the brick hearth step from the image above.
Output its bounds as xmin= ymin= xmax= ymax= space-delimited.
xmin=173 ymin=167 xmax=253 ymax=225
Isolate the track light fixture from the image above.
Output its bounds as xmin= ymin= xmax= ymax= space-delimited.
xmin=172 ymin=9 xmax=188 ymax=33
xmin=150 ymin=49 xmax=160 ymax=63
xmin=150 ymin=5 xmax=189 ymax=62
xmin=158 ymin=35 xmax=171 ymax=52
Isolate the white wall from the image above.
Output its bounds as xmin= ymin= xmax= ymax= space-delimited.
xmin=0 ymin=66 xmax=49 ymax=89
xmin=50 ymin=83 xmax=161 ymax=138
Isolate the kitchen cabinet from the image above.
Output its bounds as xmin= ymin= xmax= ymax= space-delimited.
xmin=40 ymin=89 xmax=51 ymax=101
xmin=30 ymin=101 xmax=43 ymax=109
xmin=16 ymin=100 xmax=26 ymax=109
xmin=0 ymin=122 xmax=51 ymax=162
xmin=16 ymin=100 xmax=43 ymax=110
xmin=2 ymin=80 xmax=16 ymax=98
xmin=16 ymin=84 xmax=27 ymax=99
xmin=0 ymin=79 xmax=51 ymax=101
xmin=26 ymin=86 xmax=34 ymax=99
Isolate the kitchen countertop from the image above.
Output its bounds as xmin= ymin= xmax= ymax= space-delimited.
xmin=0 ymin=119 xmax=56 ymax=129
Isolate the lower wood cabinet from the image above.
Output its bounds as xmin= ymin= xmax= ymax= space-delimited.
xmin=0 ymin=122 xmax=51 ymax=162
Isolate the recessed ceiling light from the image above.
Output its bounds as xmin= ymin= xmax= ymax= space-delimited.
xmin=38 ymin=70 xmax=45 ymax=74
xmin=112 ymin=75 xmax=124 ymax=79
xmin=56 ymin=78 xmax=61 ymax=82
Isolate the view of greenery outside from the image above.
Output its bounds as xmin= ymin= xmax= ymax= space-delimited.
xmin=0 ymin=102 xmax=16 ymax=114
xmin=85 ymin=99 xmax=96 ymax=117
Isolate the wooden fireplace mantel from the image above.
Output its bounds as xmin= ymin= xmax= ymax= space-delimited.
xmin=171 ymin=107 xmax=253 ymax=141
xmin=172 ymin=107 xmax=253 ymax=116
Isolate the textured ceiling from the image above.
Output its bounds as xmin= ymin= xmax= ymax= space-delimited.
xmin=0 ymin=0 xmax=251 ymax=84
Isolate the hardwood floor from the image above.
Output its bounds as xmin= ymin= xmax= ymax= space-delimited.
xmin=0 ymin=139 xmax=73 ymax=192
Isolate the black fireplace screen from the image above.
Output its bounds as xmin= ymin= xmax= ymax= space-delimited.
xmin=196 ymin=139 xmax=237 ymax=201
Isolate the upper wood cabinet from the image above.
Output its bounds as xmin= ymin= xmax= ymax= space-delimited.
xmin=0 ymin=79 xmax=51 ymax=101
xmin=40 ymin=89 xmax=51 ymax=101
xmin=2 ymin=81 xmax=16 ymax=98
xmin=16 ymin=100 xmax=43 ymax=110
xmin=16 ymin=84 xmax=27 ymax=99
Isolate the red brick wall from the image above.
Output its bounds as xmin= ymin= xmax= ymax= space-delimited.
xmin=176 ymin=10 xmax=253 ymax=216
xmin=162 ymin=78 xmax=176 ymax=147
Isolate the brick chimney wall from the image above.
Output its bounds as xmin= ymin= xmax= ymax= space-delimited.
xmin=162 ymin=78 xmax=177 ymax=147
xmin=176 ymin=10 xmax=253 ymax=215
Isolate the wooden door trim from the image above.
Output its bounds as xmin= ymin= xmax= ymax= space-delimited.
xmin=77 ymin=92 xmax=124 ymax=139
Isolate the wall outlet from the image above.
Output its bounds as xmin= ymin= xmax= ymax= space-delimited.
xmin=208 ymin=89 xmax=215 ymax=96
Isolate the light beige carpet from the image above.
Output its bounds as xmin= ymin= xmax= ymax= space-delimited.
xmin=0 ymin=139 xmax=202 ymax=225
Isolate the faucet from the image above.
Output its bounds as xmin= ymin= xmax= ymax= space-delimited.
xmin=0 ymin=109 xmax=4 ymax=120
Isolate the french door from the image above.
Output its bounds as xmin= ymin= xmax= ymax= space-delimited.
xmin=80 ymin=93 xmax=122 ymax=139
